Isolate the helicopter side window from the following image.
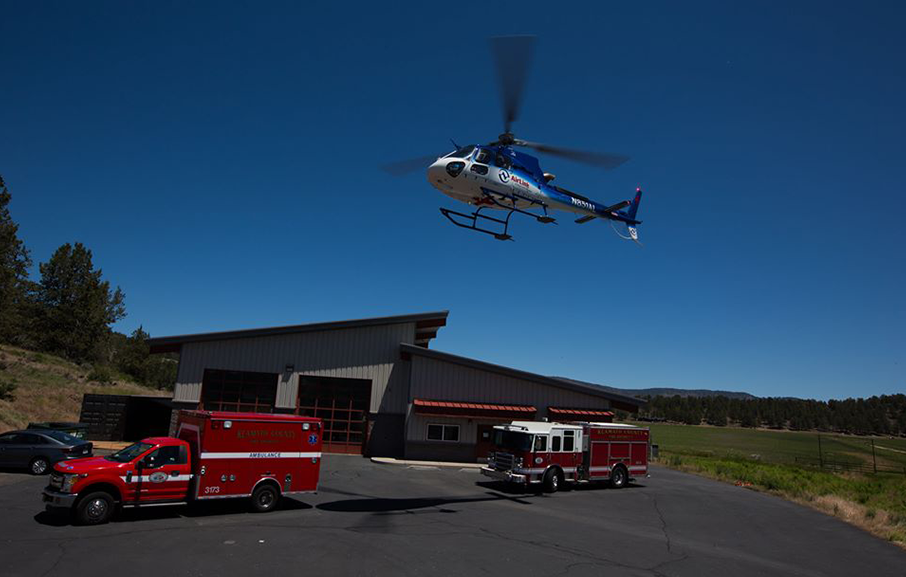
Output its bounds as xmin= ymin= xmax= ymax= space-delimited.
xmin=474 ymin=149 xmax=492 ymax=164
xmin=494 ymin=153 xmax=511 ymax=169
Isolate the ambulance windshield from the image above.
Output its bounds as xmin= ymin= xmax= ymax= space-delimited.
xmin=106 ymin=441 xmax=154 ymax=463
xmin=493 ymin=430 xmax=533 ymax=452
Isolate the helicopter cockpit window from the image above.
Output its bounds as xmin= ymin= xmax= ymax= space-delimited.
xmin=494 ymin=153 xmax=511 ymax=169
xmin=448 ymin=145 xmax=475 ymax=159
xmin=474 ymin=148 xmax=492 ymax=164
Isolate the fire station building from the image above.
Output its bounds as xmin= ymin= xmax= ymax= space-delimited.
xmin=148 ymin=311 xmax=645 ymax=462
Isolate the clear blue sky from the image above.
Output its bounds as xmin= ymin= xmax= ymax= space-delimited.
xmin=2 ymin=1 xmax=903 ymax=400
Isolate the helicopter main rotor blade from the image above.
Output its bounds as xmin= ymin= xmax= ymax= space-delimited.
xmin=381 ymin=155 xmax=442 ymax=176
xmin=490 ymin=35 xmax=536 ymax=134
xmin=516 ymin=140 xmax=630 ymax=170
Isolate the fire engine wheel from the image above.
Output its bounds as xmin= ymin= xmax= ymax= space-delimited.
xmin=29 ymin=457 xmax=49 ymax=475
xmin=76 ymin=492 xmax=114 ymax=525
xmin=542 ymin=468 xmax=561 ymax=493
xmin=251 ymin=484 xmax=280 ymax=513
xmin=610 ymin=465 xmax=628 ymax=489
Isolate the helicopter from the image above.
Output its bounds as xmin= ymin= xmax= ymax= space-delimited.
xmin=385 ymin=36 xmax=644 ymax=243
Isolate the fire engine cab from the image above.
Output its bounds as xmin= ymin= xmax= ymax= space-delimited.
xmin=481 ymin=421 xmax=650 ymax=492
xmin=42 ymin=411 xmax=322 ymax=524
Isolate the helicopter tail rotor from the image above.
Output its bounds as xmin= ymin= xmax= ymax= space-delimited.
xmin=608 ymin=188 xmax=643 ymax=245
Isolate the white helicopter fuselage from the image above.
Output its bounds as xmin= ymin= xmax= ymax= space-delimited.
xmin=427 ymin=150 xmax=589 ymax=216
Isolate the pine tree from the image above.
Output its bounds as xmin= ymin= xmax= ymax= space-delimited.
xmin=34 ymin=242 xmax=126 ymax=362
xmin=0 ymin=176 xmax=33 ymax=344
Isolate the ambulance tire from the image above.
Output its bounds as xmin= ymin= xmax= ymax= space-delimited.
xmin=542 ymin=468 xmax=561 ymax=493
xmin=610 ymin=465 xmax=628 ymax=489
xmin=75 ymin=491 xmax=114 ymax=525
xmin=251 ymin=483 xmax=280 ymax=513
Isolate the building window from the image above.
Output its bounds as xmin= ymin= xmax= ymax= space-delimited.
xmin=201 ymin=369 xmax=277 ymax=413
xmin=426 ymin=423 xmax=460 ymax=442
xmin=563 ymin=430 xmax=575 ymax=452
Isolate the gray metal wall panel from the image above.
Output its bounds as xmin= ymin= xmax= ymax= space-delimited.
xmin=172 ymin=322 xmax=416 ymax=413
xmin=406 ymin=414 xmax=506 ymax=445
xmin=406 ymin=356 xmax=612 ymax=442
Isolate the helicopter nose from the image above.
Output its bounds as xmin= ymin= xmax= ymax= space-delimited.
xmin=427 ymin=160 xmax=448 ymax=186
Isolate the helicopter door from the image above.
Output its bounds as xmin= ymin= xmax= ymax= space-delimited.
xmin=468 ymin=148 xmax=492 ymax=179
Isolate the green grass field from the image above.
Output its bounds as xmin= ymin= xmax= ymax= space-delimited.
xmin=635 ymin=422 xmax=906 ymax=471
xmin=627 ymin=422 xmax=906 ymax=546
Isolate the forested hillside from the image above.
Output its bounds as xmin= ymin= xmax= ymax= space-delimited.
xmin=0 ymin=175 xmax=176 ymax=390
xmin=639 ymin=394 xmax=906 ymax=436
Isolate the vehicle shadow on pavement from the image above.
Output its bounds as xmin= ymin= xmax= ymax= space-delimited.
xmin=474 ymin=480 xmax=647 ymax=494
xmin=317 ymin=491 xmax=536 ymax=514
xmin=33 ymin=497 xmax=313 ymax=526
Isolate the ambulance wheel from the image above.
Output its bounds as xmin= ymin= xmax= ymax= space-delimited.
xmin=76 ymin=491 xmax=114 ymax=525
xmin=251 ymin=484 xmax=280 ymax=513
xmin=543 ymin=468 xmax=561 ymax=493
xmin=610 ymin=465 xmax=628 ymax=489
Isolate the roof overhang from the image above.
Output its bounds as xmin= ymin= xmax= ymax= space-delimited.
xmin=548 ymin=407 xmax=615 ymax=420
xmin=413 ymin=399 xmax=536 ymax=420
xmin=401 ymin=343 xmax=646 ymax=412
xmin=148 ymin=311 xmax=448 ymax=354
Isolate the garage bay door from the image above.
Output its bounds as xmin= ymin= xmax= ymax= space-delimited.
xmin=297 ymin=377 xmax=372 ymax=454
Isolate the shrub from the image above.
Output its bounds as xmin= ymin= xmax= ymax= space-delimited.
xmin=86 ymin=364 xmax=115 ymax=384
xmin=0 ymin=380 xmax=17 ymax=401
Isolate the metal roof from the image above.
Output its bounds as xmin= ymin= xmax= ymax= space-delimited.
xmin=148 ymin=311 xmax=449 ymax=354
xmin=400 ymin=344 xmax=646 ymax=411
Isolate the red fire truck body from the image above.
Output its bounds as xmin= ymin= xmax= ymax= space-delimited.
xmin=42 ymin=411 xmax=322 ymax=524
xmin=481 ymin=421 xmax=650 ymax=492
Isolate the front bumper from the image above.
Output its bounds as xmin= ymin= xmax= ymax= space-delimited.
xmin=42 ymin=488 xmax=78 ymax=509
xmin=481 ymin=467 xmax=526 ymax=484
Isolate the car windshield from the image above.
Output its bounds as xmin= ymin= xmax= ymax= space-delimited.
xmin=42 ymin=430 xmax=80 ymax=444
xmin=106 ymin=442 xmax=154 ymax=463
xmin=493 ymin=430 xmax=533 ymax=452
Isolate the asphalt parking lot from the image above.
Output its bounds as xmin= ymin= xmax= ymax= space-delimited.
xmin=1 ymin=456 xmax=904 ymax=577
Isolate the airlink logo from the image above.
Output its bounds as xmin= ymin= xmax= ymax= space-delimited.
xmin=511 ymin=174 xmax=530 ymax=188
xmin=570 ymin=197 xmax=595 ymax=211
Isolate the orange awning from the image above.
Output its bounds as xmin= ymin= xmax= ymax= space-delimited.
xmin=548 ymin=407 xmax=614 ymax=420
xmin=413 ymin=399 xmax=536 ymax=419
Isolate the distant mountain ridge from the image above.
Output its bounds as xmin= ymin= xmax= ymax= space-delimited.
xmin=552 ymin=377 xmax=757 ymax=400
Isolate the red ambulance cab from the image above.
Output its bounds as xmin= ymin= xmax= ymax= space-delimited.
xmin=42 ymin=411 xmax=322 ymax=524
xmin=481 ymin=421 xmax=649 ymax=492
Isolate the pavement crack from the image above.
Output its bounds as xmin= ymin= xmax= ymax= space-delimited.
xmin=649 ymin=494 xmax=675 ymax=554
xmin=39 ymin=539 xmax=68 ymax=577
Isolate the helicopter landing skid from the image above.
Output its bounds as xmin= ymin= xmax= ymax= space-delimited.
xmin=440 ymin=191 xmax=556 ymax=241
xmin=440 ymin=207 xmax=515 ymax=241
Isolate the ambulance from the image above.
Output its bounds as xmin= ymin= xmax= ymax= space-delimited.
xmin=42 ymin=411 xmax=322 ymax=524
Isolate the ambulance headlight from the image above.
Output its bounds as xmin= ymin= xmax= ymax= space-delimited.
xmin=446 ymin=162 xmax=465 ymax=177
xmin=62 ymin=473 xmax=85 ymax=493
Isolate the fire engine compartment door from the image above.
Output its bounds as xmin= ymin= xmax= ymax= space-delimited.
xmin=589 ymin=441 xmax=611 ymax=479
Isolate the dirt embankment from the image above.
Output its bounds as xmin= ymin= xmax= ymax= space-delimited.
xmin=0 ymin=345 xmax=167 ymax=432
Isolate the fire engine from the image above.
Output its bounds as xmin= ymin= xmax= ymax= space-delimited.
xmin=42 ymin=411 xmax=322 ymax=524
xmin=481 ymin=421 xmax=650 ymax=492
